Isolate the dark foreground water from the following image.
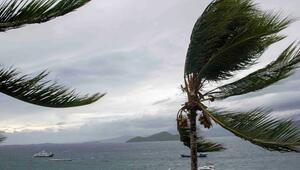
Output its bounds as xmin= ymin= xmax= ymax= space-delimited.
xmin=0 ymin=137 xmax=299 ymax=170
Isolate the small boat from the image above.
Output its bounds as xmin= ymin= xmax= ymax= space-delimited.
xmin=180 ymin=153 xmax=207 ymax=158
xmin=33 ymin=150 xmax=54 ymax=158
xmin=198 ymin=165 xmax=215 ymax=170
xmin=199 ymin=153 xmax=207 ymax=157
xmin=180 ymin=154 xmax=190 ymax=158
xmin=49 ymin=158 xmax=72 ymax=161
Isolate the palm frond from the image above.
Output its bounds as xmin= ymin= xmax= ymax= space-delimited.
xmin=0 ymin=67 xmax=104 ymax=107
xmin=207 ymin=43 xmax=300 ymax=99
xmin=178 ymin=127 xmax=225 ymax=152
xmin=185 ymin=0 xmax=292 ymax=81
xmin=198 ymin=104 xmax=300 ymax=152
xmin=206 ymin=43 xmax=300 ymax=99
xmin=0 ymin=0 xmax=90 ymax=32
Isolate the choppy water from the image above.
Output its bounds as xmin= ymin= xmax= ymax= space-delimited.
xmin=0 ymin=137 xmax=299 ymax=170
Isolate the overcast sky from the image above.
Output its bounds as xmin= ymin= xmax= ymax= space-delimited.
xmin=1 ymin=0 xmax=300 ymax=145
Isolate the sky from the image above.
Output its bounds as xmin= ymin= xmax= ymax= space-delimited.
xmin=1 ymin=0 xmax=300 ymax=145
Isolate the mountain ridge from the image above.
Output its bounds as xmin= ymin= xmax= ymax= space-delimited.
xmin=126 ymin=131 xmax=179 ymax=143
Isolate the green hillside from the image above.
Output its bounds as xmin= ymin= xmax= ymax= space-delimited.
xmin=127 ymin=132 xmax=179 ymax=143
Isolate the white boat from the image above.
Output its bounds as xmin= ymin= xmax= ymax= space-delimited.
xmin=198 ymin=165 xmax=215 ymax=170
xmin=33 ymin=150 xmax=54 ymax=158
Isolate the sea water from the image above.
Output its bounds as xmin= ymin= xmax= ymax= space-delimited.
xmin=0 ymin=137 xmax=299 ymax=170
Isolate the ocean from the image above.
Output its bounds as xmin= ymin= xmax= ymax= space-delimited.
xmin=0 ymin=136 xmax=299 ymax=170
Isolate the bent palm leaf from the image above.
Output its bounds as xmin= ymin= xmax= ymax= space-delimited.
xmin=0 ymin=67 xmax=104 ymax=107
xmin=185 ymin=0 xmax=292 ymax=81
xmin=207 ymin=43 xmax=300 ymax=99
xmin=178 ymin=127 xmax=225 ymax=152
xmin=0 ymin=0 xmax=90 ymax=32
xmin=199 ymin=104 xmax=300 ymax=152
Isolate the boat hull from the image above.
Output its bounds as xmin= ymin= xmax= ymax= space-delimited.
xmin=180 ymin=154 xmax=207 ymax=158
xmin=33 ymin=153 xmax=54 ymax=158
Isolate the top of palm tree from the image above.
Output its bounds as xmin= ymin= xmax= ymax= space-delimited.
xmin=185 ymin=0 xmax=292 ymax=82
xmin=0 ymin=0 xmax=90 ymax=32
xmin=180 ymin=0 xmax=300 ymax=152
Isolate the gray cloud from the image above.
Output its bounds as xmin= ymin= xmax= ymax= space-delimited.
xmin=4 ymin=106 xmax=178 ymax=145
xmin=152 ymin=98 xmax=171 ymax=105
xmin=0 ymin=0 xmax=300 ymax=144
xmin=56 ymin=122 xmax=67 ymax=126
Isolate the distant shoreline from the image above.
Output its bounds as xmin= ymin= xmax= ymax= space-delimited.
xmin=126 ymin=131 xmax=179 ymax=143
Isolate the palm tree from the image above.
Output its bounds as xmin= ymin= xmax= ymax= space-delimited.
xmin=177 ymin=126 xmax=225 ymax=153
xmin=177 ymin=110 xmax=225 ymax=153
xmin=178 ymin=0 xmax=300 ymax=169
xmin=0 ymin=0 xmax=104 ymax=141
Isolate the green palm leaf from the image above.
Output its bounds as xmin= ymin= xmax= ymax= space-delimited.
xmin=0 ymin=67 xmax=104 ymax=107
xmin=185 ymin=0 xmax=292 ymax=81
xmin=178 ymin=127 xmax=225 ymax=152
xmin=0 ymin=0 xmax=90 ymax=32
xmin=199 ymin=104 xmax=300 ymax=152
xmin=207 ymin=43 xmax=300 ymax=99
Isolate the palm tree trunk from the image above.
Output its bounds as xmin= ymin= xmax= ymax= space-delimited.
xmin=190 ymin=109 xmax=198 ymax=170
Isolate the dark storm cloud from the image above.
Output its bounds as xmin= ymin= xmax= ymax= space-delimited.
xmin=53 ymin=48 xmax=161 ymax=89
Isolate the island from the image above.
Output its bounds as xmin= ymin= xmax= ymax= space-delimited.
xmin=126 ymin=131 xmax=179 ymax=143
